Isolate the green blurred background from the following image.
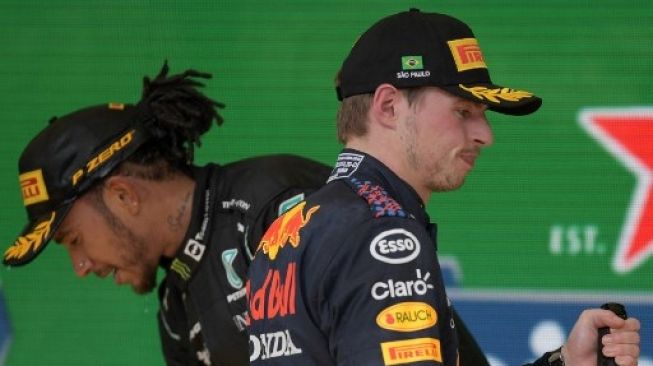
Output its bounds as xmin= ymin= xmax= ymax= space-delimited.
xmin=0 ymin=1 xmax=651 ymax=365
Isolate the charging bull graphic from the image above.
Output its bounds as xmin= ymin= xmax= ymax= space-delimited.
xmin=257 ymin=202 xmax=319 ymax=260
xmin=579 ymin=107 xmax=653 ymax=273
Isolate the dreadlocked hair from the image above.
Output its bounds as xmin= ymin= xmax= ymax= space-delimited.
xmin=120 ymin=61 xmax=225 ymax=180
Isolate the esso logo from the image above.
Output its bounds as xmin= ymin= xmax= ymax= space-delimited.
xmin=370 ymin=229 xmax=421 ymax=264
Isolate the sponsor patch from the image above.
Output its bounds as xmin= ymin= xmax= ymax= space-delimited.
xmin=170 ymin=258 xmax=191 ymax=280
xmin=232 ymin=311 xmax=248 ymax=332
xmin=20 ymin=169 xmax=49 ymax=206
xmin=327 ymin=152 xmax=364 ymax=182
xmin=447 ymin=37 xmax=486 ymax=72
xmin=184 ymin=239 xmax=206 ymax=262
xmin=401 ymin=56 xmax=423 ymax=70
xmin=222 ymin=248 xmax=243 ymax=289
xmin=248 ymin=262 xmax=296 ymax=321
xmin=370 ymin=229 xmax=420 ymax=264
xmin=249 ymin=329 xmax=302 ymax=362
xmin=351 ymin=178 xmax=408 ymax=218
xmin=258 ymin=202 xmax=319 ymax=260
xmin=381 ymin=337 xmax=442 ymax=365
xmin=227 ymin=287 xmax=247 ymax=303
xmin=376 ymin=302 xmax=437 ymax=332
xmin=222 ymin=198 xmax=251 ymax=211
xmin=278 ymin=193 xmax=305 ymax=216
xmin=371 ymin=269 xmax=434 ymax=300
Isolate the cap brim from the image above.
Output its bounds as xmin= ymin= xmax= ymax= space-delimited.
xmin=442 ymin=83 xmax=542 ymax=116
xmin=3 ymin=203 xmax=72 ymax=267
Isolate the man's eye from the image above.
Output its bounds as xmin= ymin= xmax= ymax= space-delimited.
xmin=455 ymin=109 xmax=470 ymax=118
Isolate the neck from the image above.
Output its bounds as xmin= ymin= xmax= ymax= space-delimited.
xmin=153 ymin=175 xmax=196 ymax=258
xmin=345 ymin=140 xmax=431 ymax=204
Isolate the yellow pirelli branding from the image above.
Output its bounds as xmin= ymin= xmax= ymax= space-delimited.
xmin=381 ymin=337 xmax=442 ymax=365
xmin=447 ymin=38 xmax=487 ymax=72
xmin=376 ymin=302 xmax=437 ymax=332
xmin=20 ymin=169 xmax=49 ymax=206
xmin=71 ymin=129 xmax=135 ymax=186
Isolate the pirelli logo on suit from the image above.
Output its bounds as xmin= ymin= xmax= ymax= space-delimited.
xmin=381 ymin=337 xmax=442 ymax=365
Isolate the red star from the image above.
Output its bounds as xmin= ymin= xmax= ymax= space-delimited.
xmin=580 ymin=108 xmax=653 ymax=273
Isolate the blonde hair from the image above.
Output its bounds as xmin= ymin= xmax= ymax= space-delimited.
xmin=335 ymin=87 xmax=426 ymax=144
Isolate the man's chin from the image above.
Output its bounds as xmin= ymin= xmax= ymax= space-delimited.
xmin=132 ymin=281 xmax=156 ymax=295
xmin=129 ymin=274 xmax=157 ymax=294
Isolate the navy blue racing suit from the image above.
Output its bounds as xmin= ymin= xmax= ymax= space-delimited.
xmin=247 ymin=149 xmax=557 ymax=366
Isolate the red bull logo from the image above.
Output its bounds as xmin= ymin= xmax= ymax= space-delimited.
xmin=248 ymin=262 xmax=297 ymax=321
xmin=258 ymin=202 xmax=319 ymax=260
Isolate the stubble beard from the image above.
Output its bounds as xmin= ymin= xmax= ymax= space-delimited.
xmin=102 ymin=210 xmax=158 ymax=294
xmin=403 ymin=116 xmax=466 ymax=194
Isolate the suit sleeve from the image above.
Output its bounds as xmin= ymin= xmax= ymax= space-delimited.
xmin=314 ymin=217 xmax=458 ymax=365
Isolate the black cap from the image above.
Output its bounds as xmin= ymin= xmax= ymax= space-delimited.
xmin=336 ymin=9 xmax=542 ymax=116
xmin=4 ymin=103 xmax=152 ymax=266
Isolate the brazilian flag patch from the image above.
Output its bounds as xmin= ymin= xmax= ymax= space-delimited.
xmin=401 ymin=56 xmax=423 ymax=70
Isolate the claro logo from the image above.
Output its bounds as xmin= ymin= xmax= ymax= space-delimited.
xmin=369 ymin=229 xmax=421 ymax=264
xmin=371 ymin=269 xmax=434 ymax=300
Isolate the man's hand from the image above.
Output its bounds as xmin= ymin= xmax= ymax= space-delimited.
xmin=563 ymin=308 xmax=641 ymax=366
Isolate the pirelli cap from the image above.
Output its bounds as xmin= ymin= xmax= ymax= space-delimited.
xmin=335 ymin=8 xmax=542 ymax=116
xmin=4 ymin=103 xmax=152 ymax=266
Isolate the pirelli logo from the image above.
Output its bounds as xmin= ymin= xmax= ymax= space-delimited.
xmin=20 ymin=169 xmax=49 ymax=206
xmin=447 ymin=38 xmax=487 ymax=72
xmin=381 ymin=337 xmax=442 ymax=365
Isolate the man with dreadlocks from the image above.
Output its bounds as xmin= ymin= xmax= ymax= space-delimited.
xmin=3 ymin=62 xmax=331 ymax=365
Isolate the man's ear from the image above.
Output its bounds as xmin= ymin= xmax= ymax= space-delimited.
xmin=370 ymin=83 xmax=403 ymax=130
xmin=102 ymin=176 xmax=141 ymax=215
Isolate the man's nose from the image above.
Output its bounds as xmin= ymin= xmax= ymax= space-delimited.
xmin=473 ymin=118 xmax=494 ymax=147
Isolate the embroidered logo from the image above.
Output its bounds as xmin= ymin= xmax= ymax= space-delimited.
xmin=401 ymin=56 xmax=423 ymax=70
xmin=351 ymin=178 xmax=407 ymax=218
xmin=459 ymin=84 xmax=533 ymax=103
xmin=258 ymin=202 xmax=319 ymax=260
xmin=447 ymin=38 xmax=486 ymax=72
xmin=20 ymin=169 xmax=49 ymax=206
xmin=4 ymin=212 xmax=55 ymax=262
xmin=221 ymin=248 xmax=243 ymax=289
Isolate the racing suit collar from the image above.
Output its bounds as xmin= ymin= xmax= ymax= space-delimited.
xmin=164 ymin=164 xmax=221 ymax=289
xmin=333 ymin=148 xmax=431 ymax=226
